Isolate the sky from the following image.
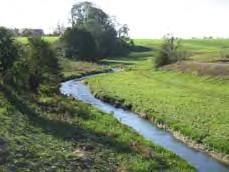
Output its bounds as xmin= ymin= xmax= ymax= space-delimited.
xmin=0 ymin=0 xmax=229 ymax=38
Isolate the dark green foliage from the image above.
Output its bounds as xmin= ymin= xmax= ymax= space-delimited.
xmin=155 ymin=36 xmax=182 ymax=68
xmin=62 ymin=1 xmax=131 ymax=61
xmin=0 ymin=27 xmax=18 ymax=73
xmin=27 ymin=37 xmax=61 ymax=93
xmin=62 ymin=27 xmax=97 ymax=61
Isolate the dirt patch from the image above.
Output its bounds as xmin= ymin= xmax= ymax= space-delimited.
xmin=166 ymin=61 xmax=229 ymax=78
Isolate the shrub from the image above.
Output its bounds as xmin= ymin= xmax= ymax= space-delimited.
xmin=155 ymin=35 xmax=182 ymax=68
xmin=27 ymin=37 xmax=61 ymax=93
xmin=0 ymin=27 xmax=18 ymax=74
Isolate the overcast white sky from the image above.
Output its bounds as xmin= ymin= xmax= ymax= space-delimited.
xmin=0 ymin=0 xmax=229 ymax=38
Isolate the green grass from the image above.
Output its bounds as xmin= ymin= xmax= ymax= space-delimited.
xmin=60 ymin=58 xmax=110 ymax=80
xmin=16 ymin=36 xmax=59 ymax=44
xmin=86 ymin=39 xmax=229 ymax=156
xmin=134 ymin=38 xmax=229 ymax=61
xmin=0 ymin=85 xmax=194 ymax=171
xmin=0 ymin=52 xmax=195 ymax=171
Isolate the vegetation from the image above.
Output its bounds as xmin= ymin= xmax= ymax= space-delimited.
xmin=134 ymin=38 xmax=229 ymax=62
xmin=0 ymin=27 xmax=195 ymax=171
xmin=17 ymin=36 xmax=59 ymax=44
xmin=60 ymin=58 xmax=110 ymax=80
xmin=0 ymin=87 xmax=195 ymax=171
xmin=0 ymin=27 xmax=19 ymax=74
xmin=62 ymin=27 xmax=97 ymax=60
xmin=155 ymin=35 xmax=183 ymax=67
xmin=86 ymin=39 xmax=229 ymax=157
xmin=1 ymin=1 xmax=229 ymax=169
xmin=61 ymin=1 xmax=131 ymax=61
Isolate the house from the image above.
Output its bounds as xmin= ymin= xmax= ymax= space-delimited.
xmin=19 ymin=28 xmax=44 ymax=36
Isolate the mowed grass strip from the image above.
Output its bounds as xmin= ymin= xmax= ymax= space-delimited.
xmin=86 ymin=69 xmax=229 ymax=155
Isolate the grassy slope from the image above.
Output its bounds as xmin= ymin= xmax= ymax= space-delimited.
xmin=60 ymin=58 xmax=110 ymax=80
xmin=86 ymin=40 xmax=229 ymax=157
xmin=0 ymin=62 xmax=194 ymax=171
xmin=135 ymin=38 xmax=229 ymax=61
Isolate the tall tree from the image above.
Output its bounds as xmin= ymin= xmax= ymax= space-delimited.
xmin=62 ymin=27 xmax=97 ymax=60
xmin=70 ymin=2 xmax=119 ymax=57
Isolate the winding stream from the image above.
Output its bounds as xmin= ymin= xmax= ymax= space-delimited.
xmin=60 ymin=74 xmax=229 ymax=172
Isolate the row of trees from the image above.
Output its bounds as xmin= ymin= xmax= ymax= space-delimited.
xmin=0 ymin=27 xmax=61 ymax=93
xmin=61 ymin=2 xmax=132 ymax=61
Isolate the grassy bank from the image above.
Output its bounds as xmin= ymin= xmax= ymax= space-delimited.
xmin=60 ymin=58 xmax=110 ymax=80
xmin=0 ymin=60 xmax=195 ymax=171
xmin=86 ymin=39 xmax=229 ymax=163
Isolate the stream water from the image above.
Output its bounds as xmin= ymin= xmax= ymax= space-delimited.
xmin=60 ymin=76 xmax=229 ymax=172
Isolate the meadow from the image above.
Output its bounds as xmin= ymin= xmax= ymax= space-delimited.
xmin=134 ymin=38 xmax=229 ymax=61
xmin=86 ymin=39 xmax=229 ymax=160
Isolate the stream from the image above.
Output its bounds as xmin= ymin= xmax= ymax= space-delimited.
xmin=60 ymin=74 xmax=229 ymax=172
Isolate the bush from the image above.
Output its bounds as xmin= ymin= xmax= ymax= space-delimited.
xmin=27 ymin=37 xmax=61 ymax=93
xmin=0 ymin=27 xmax=18 ymax=74
xmin=62 ymin=27 xmax=97 ymax=61
xmin=155 ymin=36 xmax=182 ymax=68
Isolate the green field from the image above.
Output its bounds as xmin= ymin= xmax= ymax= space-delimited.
xmin=134 ymin=39 xmax=229 ymax=61
xmin=17 ymin=36 xmax=229 ymax=62
xmin=17 ymin=36 xmax=59 ymax=44
xmin=86 ymin=39 xmax=229 ymax=157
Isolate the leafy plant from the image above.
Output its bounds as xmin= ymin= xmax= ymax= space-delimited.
xmin=155 ymin=35 xmax=183 ymax=67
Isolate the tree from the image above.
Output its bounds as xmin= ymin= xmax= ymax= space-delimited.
xmin=62 ymin=27 xmax=97 ymax=61
xmin=69 ymin=1 xmax=129 ymax=58
xmin=0 ymin=27 xmax=18 ymax=74
xmin=27 ymin=37 xmax=61 ymax=92
xmin=53 ymin=23 xmax=65 ymax=36
xmin=155 ymin=35 xmax=182 ymax=68
xmin=118 ymin=24 xmax=130 ymax=40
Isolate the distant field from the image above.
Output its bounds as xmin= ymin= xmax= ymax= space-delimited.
xmin=86 ymin=39 xmax=229 ymax=159
xmin=17 ymin=37 xmax=229 ymax=62
xmin=16 ymin=36 xmax=59 ymax=44
xmin=134 ymin=39 xmax=229 ymax=61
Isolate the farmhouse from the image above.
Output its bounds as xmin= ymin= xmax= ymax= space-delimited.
xmin=19 ymin=28 xmax=44 ymax=36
